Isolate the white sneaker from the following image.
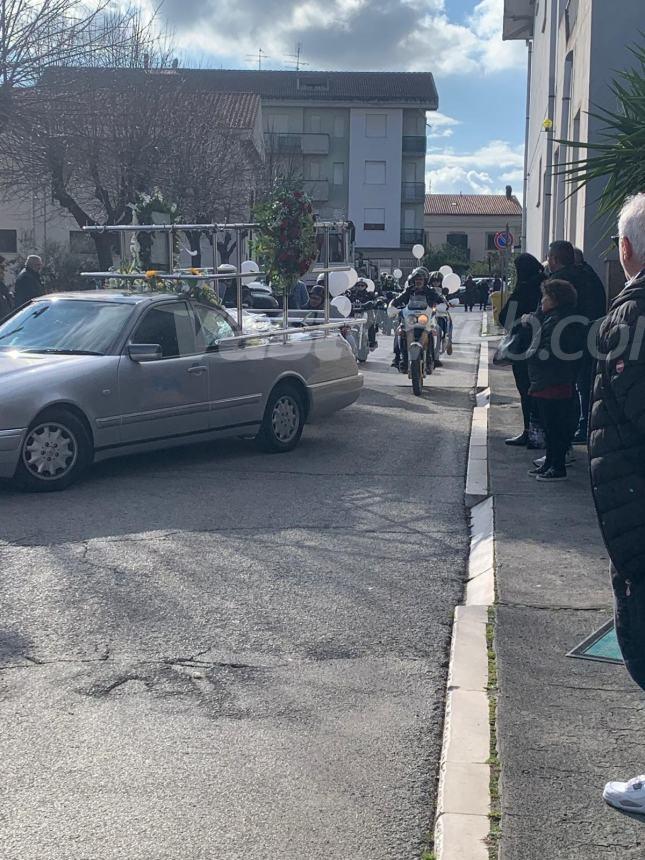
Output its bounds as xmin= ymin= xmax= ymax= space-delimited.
xmin=603 ymin=774 xmax=645 ymax=812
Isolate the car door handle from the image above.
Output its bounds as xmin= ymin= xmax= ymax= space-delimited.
xmin=187 ymin=365 xmax=207 ymax=375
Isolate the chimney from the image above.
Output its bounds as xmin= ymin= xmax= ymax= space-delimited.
xmin=505 ymin=185 xmax=512 ymax=199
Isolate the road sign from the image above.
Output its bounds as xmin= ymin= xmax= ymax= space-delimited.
xmin=494 ymin=231 xmax=514 ymax=251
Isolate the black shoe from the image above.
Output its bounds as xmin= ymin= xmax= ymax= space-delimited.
xmin=526 ymin=440 xmax=544 ymax=450
xmin=505 ymin=431 xmax=529 ymax=447
xmin=434 ymin=359 xmax=443 ymax=368
xmin=528 ymin=464 xmax=549 ymax=476
xmin=536 ymin=468 xmax=567 ymax=482
xmin=399 ymin=362 xmax=408 ymax=373
xmin=391 ymin=358 xmax=399 ymax=368
xmin=572 ymin=430 xmax=587 ymax=445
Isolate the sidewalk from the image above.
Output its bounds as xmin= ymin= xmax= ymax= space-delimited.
xmin=490 ymin=350 xmax=645 ymax=860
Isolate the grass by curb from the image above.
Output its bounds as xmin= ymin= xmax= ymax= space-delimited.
xmin=487 ymin=606 xmax=501 ymax=858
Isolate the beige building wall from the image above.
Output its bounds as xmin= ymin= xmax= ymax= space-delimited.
xmin=425 ymin=213 xmax=522 ymax=263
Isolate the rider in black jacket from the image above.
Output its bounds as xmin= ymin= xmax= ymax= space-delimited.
xmin=391 ymin=267 xmax=444 ymax=369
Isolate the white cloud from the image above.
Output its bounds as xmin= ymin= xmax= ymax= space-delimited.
xmin=148 ymin=0 xmax=526 ymax=78
xmin=427 ymin=111 xmax=461 ymax=139
xmin=426 ymin=139 xmax=525 ymax=194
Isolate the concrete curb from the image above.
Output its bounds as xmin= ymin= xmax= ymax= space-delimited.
xmin=434 ymin=335 xmax=495 ymax=860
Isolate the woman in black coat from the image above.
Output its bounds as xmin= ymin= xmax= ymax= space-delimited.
xmin=499 ymin=253 xmax=545 ymax=445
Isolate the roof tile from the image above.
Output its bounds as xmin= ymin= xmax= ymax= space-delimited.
xmin=424 ymin=194 xmax=522 ymax=216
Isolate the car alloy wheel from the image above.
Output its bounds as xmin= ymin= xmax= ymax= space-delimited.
xmin=271 ymin=395 xmax=299 ymax=444
xmin=22 ymin=421 xmax=78 ymax=481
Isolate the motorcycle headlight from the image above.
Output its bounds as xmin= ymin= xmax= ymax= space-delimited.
xmin=417 ymin=314 xmax=429 ymax=325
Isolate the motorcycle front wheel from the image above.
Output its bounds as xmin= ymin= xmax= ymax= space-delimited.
xmin=410 ymin=357 xmax=423 ymax=396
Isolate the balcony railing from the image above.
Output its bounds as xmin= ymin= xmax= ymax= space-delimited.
xmin=400 ymin=228 xmax=425 ymax=247
xmin=264 ymin=132 xmax=330 ymax=155
xmin=303 ymin=179 xmax=329 ymax=202
xmin=401 ymin=182 xmax=426 ymax=203
xmin=402 ymin=135 xmax=427 ymax=155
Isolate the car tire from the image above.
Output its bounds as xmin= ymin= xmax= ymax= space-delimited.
xmin=256 ymin=383 xmax=305 ymax=453
xmin=14 ymin=409 xmax=92 ymax=492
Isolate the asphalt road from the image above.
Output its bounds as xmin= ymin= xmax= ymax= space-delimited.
xmin=0 ymin=310 xmax=481 ymax=860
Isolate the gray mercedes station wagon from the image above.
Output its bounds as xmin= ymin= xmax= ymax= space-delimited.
xmin=0 ymin=292 xmax=363 ymax=491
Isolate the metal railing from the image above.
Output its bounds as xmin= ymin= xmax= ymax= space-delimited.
xmin=400 ymin=228 xmax=425 ymax=246
xmin=402 ymin=136 xmax=427 ymax=155
xmin=264 ymin=132 xmax=330 ymax=155
xmin=401 ymin=182 xmax=425 ymax=203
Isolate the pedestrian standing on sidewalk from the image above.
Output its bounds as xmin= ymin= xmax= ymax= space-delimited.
xmin=526 ymin=279 xmax=584 ymax=482
xmin=499 ymin=253 xmax=545 ymax=446
xmin=14 ymin=254 xmax=43 ymax=307
xmin=588 ymin=193 xmax=645 ymax=812
xmin=547 ymin=241 xmax=607 ymax=444
xmin=477 ymin=279 xmax=489 ymax=310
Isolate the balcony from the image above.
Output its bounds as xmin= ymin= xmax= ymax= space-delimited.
xmin=303 ymin=179 xmax=329 ymax=202
xmin=402 ymin=135 xmax=427 ymax=155
xmin=264 ymin=132 xmax=330 ymax=155
xmin=400 ymin=228 xmax=425 ymax=247
xmin=401 ymin=182 xmax=426 ymax=203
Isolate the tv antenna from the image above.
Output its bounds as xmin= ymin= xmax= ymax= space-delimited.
xmin=286 ymin=42 xmax=309 ymax=71
xmin=245 ymin=48 xmax=271 ymax=70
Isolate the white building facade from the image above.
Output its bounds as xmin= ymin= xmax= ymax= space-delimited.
xmin=503 ymin=0 xmax=643 ymax=294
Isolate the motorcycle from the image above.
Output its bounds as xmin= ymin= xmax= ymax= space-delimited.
xmin=434 ymin=302 xmax=454 ymax=357
xmin=388 ymin=296 xmax=440 ymax=396
xmin=350 ymin=300 xmax=379 ymax=364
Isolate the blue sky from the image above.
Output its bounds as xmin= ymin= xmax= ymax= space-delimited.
xmin=153 ymin=0 xmax=528 ymax=197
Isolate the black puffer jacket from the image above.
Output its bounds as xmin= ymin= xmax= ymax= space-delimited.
xmin=589 ymin=272 xmax=645 ymax=581
xmin=527 ymin=305 xmax=585 ymax=394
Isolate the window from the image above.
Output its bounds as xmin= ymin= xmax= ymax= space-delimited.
xmin=308 ymin=160 xmax=323 ymax=180
xmin=269 ymin=114 xmax=289 ymax=134
xmin=404 ymin=208 xmax=416 ymax=229
xmin=333 ymin=117 xmax=345 ymax=138
xmin=69 ymin=230 xmax=95 ymax=255
xmin=130 ymin=302 xmax=195 ymax=359
xmin=194 ymin=304 xmax=235 ymax=351
xmin=365 ymin=114 xmax=387 ymax=138
xmin=333 ymin=163 xmax=344 ymax=186
xmin=364 ymin=208 xmax=385 ymax=231
xmin=365 ymin=160 xmax=386 ymax=184
xmin=404 ymin=161 xmax=417 ymax=182
xmin=447 ymin=233 xmax=468 ymax=250
xmin=486 ymin=233 xmax=498 ymax=251
xmin=310 ymin=114 xmax=322 ymax=134
xmin=0 ymin=229 xmax=17 ymax=253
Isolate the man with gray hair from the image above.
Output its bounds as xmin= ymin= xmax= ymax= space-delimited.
xmin=588 ymin=192 xmax=645 ymax=811
xmin=14 ymin=254 xmax=43 ymax=307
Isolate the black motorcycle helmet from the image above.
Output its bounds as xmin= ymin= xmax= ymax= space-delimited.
xmin=429 ymin=270 xmax=444 ymax=287
xmin=409 ymin=266 xmax=430 ymax=288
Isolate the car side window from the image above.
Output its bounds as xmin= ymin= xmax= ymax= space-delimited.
xmin=193 ymin=304 xmax=236 ymax=351
xmin=130 ymin=302 xmax=195 ymax=358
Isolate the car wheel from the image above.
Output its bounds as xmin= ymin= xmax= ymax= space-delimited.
xmin=256 ymin=384 xmax=305 ymax=453
xmin=14 ymin=409 xmax=92 ymax=492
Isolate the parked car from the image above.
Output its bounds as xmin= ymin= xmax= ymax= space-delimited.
xmin=0 ymin=292 xmax=363 ymax=491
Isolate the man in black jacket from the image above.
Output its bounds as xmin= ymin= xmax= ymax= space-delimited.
xmin=547 ymin=240 xmax=607 ymax=443
xmin=589 ymin=193 xmax=645 ymax=812
xmin=390 ymin=267 xmax=444 ymax=370
xmin=14 ymin=255 xmax=43 ymax=307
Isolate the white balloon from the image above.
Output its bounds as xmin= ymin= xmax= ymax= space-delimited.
xmin=365 ymin=279 xmax=376 ymax=293
xmin=393 ymin=268 xmax=403 ymax=279
xmin=346 ymin=268 xmax=358 ymax=289
xmin=328 ymin=269 xmax=350 ymax=297
xmin=241 ymin=260 xmax=259 ymax=274
xmin=443 ymin=273 xmax=461 ymax=291
xmin=439 ymin=265 xmax=453 ymax=277
xmin=331 ymin=295 xmax=352 ymax=318
xmin=412 ymin=244 xmax=425 ymax=260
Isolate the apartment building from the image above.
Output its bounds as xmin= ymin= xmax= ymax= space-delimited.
xmin=503 ymin=0 xmax=643 ymax=291
xmin=424 ymin=190 xmax=522 ymax=264
xmin=189 ymin=69 xmax=437 ymax=273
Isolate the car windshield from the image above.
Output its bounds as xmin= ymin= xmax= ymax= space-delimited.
xmin=0 ymin=299 xmax=134 ymax=355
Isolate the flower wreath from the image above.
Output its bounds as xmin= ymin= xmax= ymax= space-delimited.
xmin=253 ymin=185 xmax=316 ymax=295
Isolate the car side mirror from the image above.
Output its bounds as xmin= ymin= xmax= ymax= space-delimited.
xmin=128 ymin=343 xmax=162 ymax=362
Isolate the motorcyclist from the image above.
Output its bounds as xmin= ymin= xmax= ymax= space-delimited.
xmin=390 ymin=267 xmax=444 ymax=370
xmin=348 ymin=277 xmax=377 ymax=349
